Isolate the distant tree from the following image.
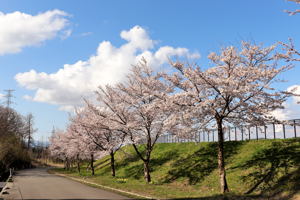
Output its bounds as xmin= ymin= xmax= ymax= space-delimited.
xmin=165 ymin=42 xmax=297 ymax=193
xmin=49 ymin=130 xmax=70 ymax=169
xmin=0 ymin=106 xmax=26 ymax=139
xmin=64 ymin=128 xmax=86 ymax=173
xmin=0 ymin=106 xmax=31 ymax=178
xmin=69 ymin=108 xmax=114 ymax=176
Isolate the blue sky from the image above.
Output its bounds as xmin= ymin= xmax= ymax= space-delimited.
xmin=1 ymin=0 xmax=300 ymax=142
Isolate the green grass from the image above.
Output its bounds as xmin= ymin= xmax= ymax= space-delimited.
xmin=51 ymin=138 xmax=300 ymax=199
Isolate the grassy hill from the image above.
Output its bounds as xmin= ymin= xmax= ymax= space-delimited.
xmin=53 ymin=138 xmax=300 ymax=199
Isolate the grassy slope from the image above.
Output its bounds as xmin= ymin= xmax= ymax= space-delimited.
xmin=53 ymin=138 xmax=300 ymax=199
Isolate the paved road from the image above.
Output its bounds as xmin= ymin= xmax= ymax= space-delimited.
xmin=2 ymin=168 xmax=131 ymax=200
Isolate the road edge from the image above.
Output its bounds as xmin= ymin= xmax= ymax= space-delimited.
xmin=49 ymin=170 xmax=155 ymax=200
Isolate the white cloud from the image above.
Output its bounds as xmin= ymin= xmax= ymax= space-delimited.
xmin=61 ymin=29 xmax=72 ymax=40
xmin=0 ymin=9 xmax=70 ymax=55
xmin=15 ymin=26 xmax=200 ymax=110
xmin=23 ymin=95 xmax=33 ymax=101
xmin=80 ymin=32 xmax=93 ymax=37
xmin=288 ymin=85 xmax=300 ymax=104
xmin=271 ymin=85 xmax=300 ymax=120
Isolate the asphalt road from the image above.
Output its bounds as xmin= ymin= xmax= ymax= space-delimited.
xmin=2 ymin=168 xmax=131 ymax=200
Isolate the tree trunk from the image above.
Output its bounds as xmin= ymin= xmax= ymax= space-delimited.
xmin=27 ymin=134 xmax=31 ymax=149
xmin=110 ymin=151 xmax=115 ymax=177
xmin=131 ymin=143 xmax=152 ymax=183
xmin=143 ymin=160 xmax=151 ymax=183
xmin=217 ymin=118 xmax=229 ymax=193
xmin=90 ymin=153 xmax=94 ymax=176
xmin=76 ymin=154 xmax=80 ymax=174
xmin=65 ymin=158 xmax=70 ymax=170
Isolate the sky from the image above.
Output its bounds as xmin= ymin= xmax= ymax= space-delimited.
xmin=1 ymin=0 xmax=300 ymax=142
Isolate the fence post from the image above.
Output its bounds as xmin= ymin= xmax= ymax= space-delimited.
xmin=203 ymin=131 xmax=205 ymax=142
xmin=264 ymin=125 xmax=267 ymax=139
xmin=294 ymin=120 xmax=297 ymax=138
xmin=228 ymin=127 xmax=231 ymax=141
xmin=213 ymin=130 xmax=215 ymax=142
xmin=235 ymin=127 xmax=237 ymax=141
xmin=256 ymin=125 xmax=258 ymax=140
xmin=248 ymin=127 xmax=251 ymax=140
xmin=208 ymin=131 xmax=210 ymax=142
xmin=283 ymin=124 xmax=286 ymax=139
xmin=199 ymin=132 xmax=201 ymax=142
xmin=273 ymin=123 xmax=276 ymax=139
xmin=241 ymin=126 xmax=244 ymax=141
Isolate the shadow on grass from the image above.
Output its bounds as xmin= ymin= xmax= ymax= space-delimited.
xmin=119 ymin=148 xmax=179 ymax=180
xmin=163 ymin=141 xmax=244 ymax=185
xmin=94 ymin=158 xmax=110 ymax=169
xmin=235 ymin=139 xmax=300 ymax=199
xmin=118 ymin=147 xmax=143 ymax=167
xmin=167 ymin=193 xmax=272 ymax=200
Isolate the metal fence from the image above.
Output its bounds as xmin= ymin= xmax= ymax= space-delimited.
xmin=157 ymin=119 xmax=300 ymax=143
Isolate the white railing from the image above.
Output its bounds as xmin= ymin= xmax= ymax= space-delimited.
xmin=157 ymin=119 xmax=300 ymax=143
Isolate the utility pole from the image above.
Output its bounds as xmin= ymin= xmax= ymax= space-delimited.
xmin=27 ymin=114 xmax=32 ymax=149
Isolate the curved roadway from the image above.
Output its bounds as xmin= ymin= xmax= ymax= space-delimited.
xmin=2 ymin=168 xmax=131 ymax=200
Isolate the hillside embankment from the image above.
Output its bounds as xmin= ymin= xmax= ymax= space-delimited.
xmin=52 ymin=139 xmax=300 ymax=199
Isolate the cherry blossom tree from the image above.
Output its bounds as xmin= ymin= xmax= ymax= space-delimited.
xmin=49 ymin=130 xmax=71 ymax=169
xmin=94 ymin=59 xmax=173 ymax=183
xmin=286 ymin=0 xmax=300 ymax=15
xmin=64 ymin=127 xmax=88 ymax=173
xmin=280 ymin=39 xmax=300 ymax=62
xmin=71 ymin=105 xmax=125 ymax=177
xmin=69 ymin=118 xmax=98 ymax=175
xmin=49 ymin=126 xmax=90 ymax=173
xmin=69 ymin=113 xmax=97 ymax=175
xmin=165 ymin=42 xmax=297 ymax=193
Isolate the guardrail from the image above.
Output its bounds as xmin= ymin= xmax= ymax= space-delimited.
xmin=0 ymin=168 xmax=13 ymax=196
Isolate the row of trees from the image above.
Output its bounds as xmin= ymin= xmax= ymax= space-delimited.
xmin=49 ymin=41 xmax=299 ymax=193
xmin=0 ymin=106 xmax=36 ymax=180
